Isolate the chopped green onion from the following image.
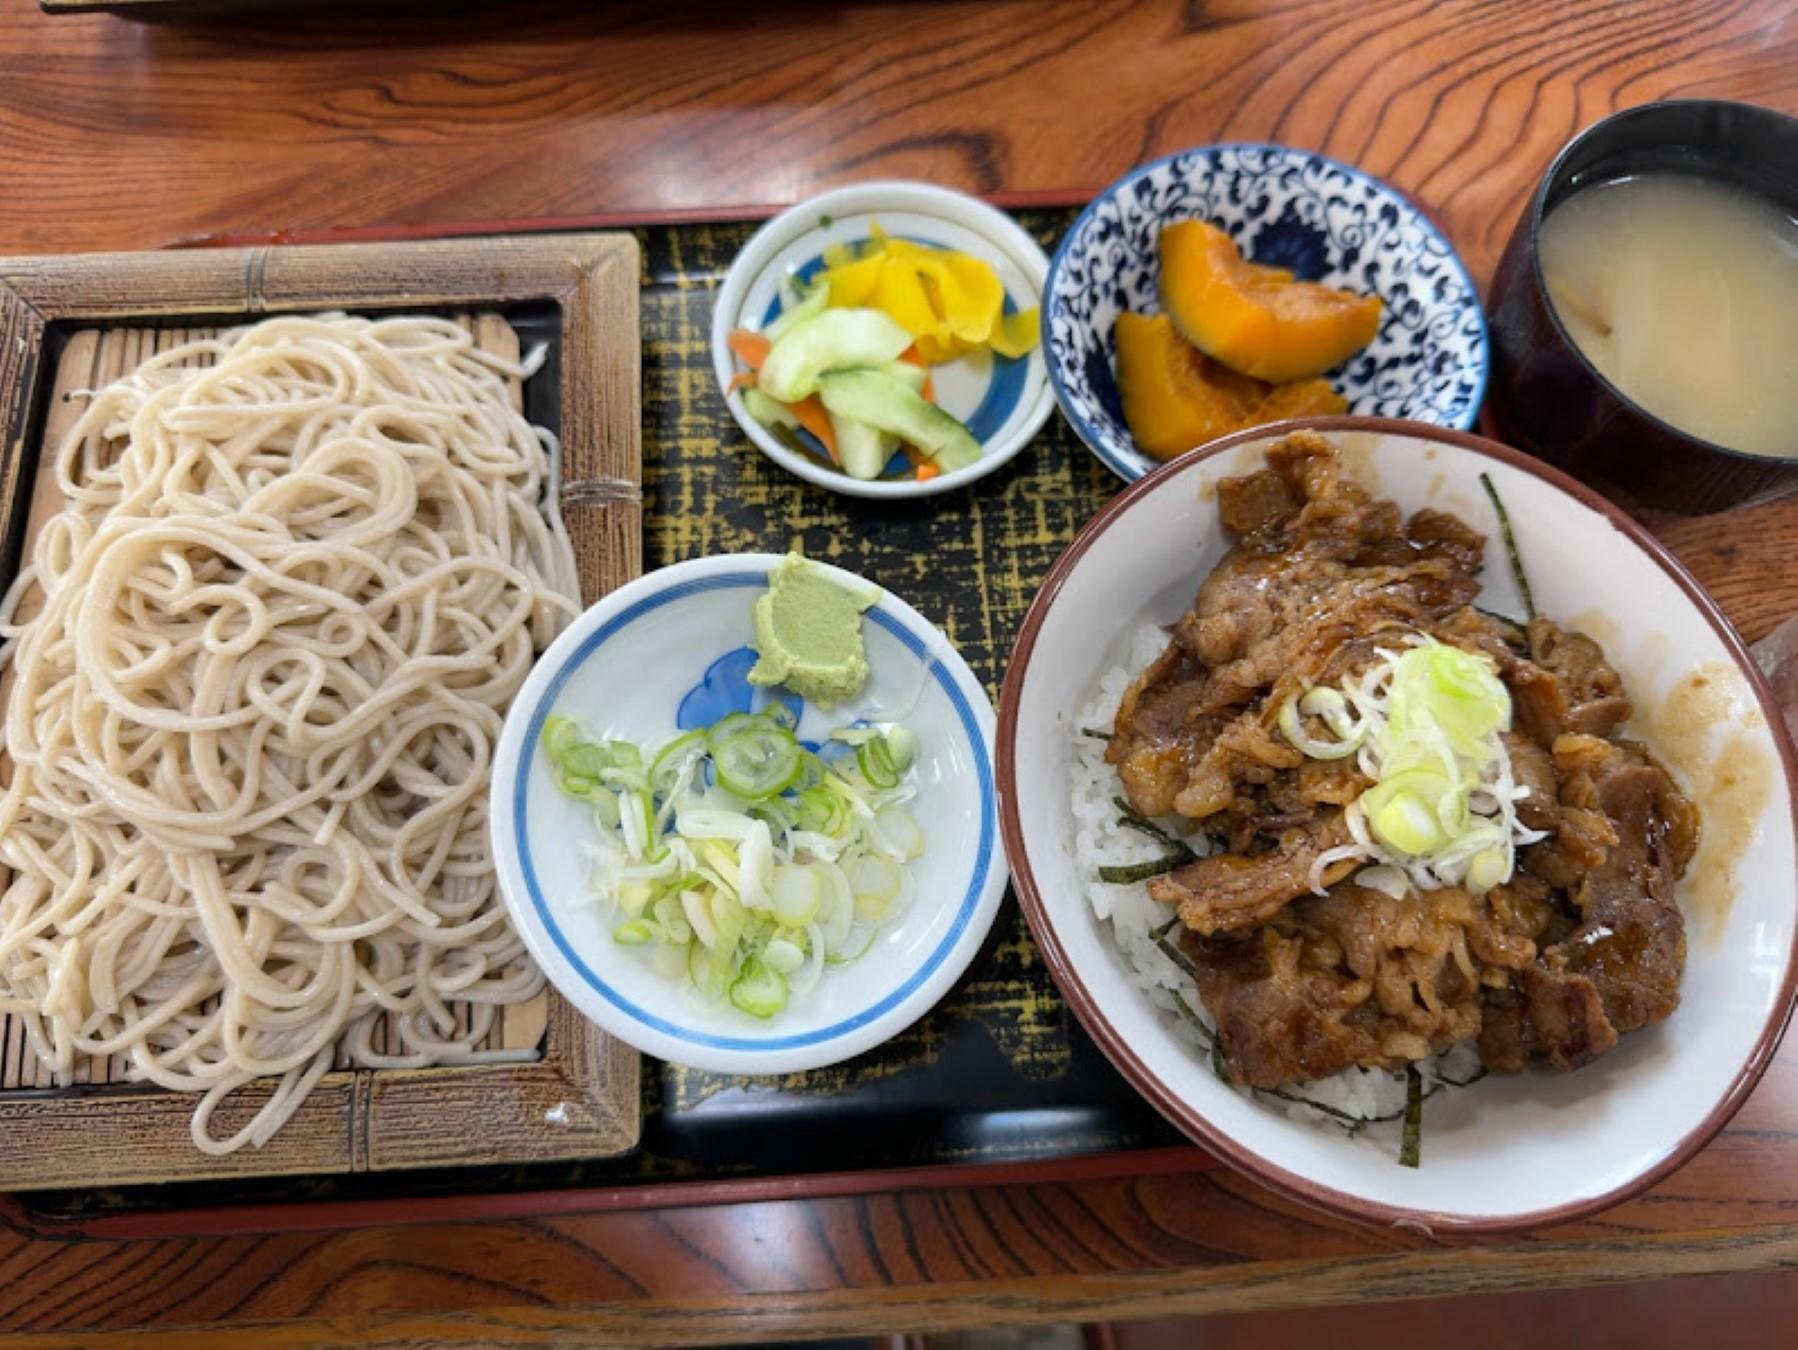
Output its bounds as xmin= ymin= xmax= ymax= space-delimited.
xmin=850 ymin=852 xmax=903 ymax=921
xmin=791 ymin=750 xmax=829 ymax=793
xmin=737 ymin=820 xmax=774 ymax=909
xmin=762 ymin=936 xmax=807 ymax=975
xmin=1278 ymin=694 xmax=1363 ymax=759
xmin=649 ymin=729 xmax=705 ymax=793
xmin=616 ymin=877 xmax=656 ymax=916
xmin=769 ymin=863 xmax=823 ymax=926
xmin=884 ymin=725 xmax=917 ymax=771
xmin=709 ymin=715 xmax=802 ymax=799
xmin=1278 ymin=635 xmax=1532 ymax=896
xmin=729 ymin=954 xmax=788 ymax=1018
xmin=1467 ymin=847 xmax=1508 ymax=895
xmin=674 ymin=808 xmax=757 ymax=840
xmin=1361 ymin=770 xmax=1451 ymax=856
xmin=856 ymin=736 xmax=901 ymax=789
xmin=652 ymin=892 xmax=691 ymax=944
xmin=826 ymin=928 xmax=876 ymax=964
xmin=793 ymin=785 xmax=849 ymax=836
xmin=816 ymin=859 xmax=854 ymax=949
xmin=543 ymin=702 xmax=925 ymax=1019
xmin=874 ymin=806 xmax=925 ymax=861
xmin=681 ymin=888 xmax=718 ymax=948
xmin=612 ymin=920 xmax=656 ymax=946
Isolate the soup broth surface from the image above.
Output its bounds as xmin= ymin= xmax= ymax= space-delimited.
xmin=1540 ymin=172 xmax=1798 ymax=458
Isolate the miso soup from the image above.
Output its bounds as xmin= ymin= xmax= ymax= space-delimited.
xmin=1539 ymin=172 xmax=1798 ymax=458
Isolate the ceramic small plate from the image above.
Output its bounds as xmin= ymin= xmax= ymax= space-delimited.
xmin=492 ymin=554 xmax=1008 ymax=1074
xmin=1000 ymin=416 xmax=1798 ymax=1232
xmin=1045 ymin=143 xmax=1490 ymax=482
xmin=712 ymin=181 xmax=1055 ymax=498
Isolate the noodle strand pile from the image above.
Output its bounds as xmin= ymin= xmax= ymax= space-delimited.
xmin=0 ymin=314 xmax=578 ymax=1153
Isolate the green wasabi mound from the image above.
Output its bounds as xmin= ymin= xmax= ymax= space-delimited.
xmin=748 ymin=553 xmax=878 ymax=708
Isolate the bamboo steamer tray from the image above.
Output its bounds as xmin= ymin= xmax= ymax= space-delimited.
xmin=0 ymin=234 xmax=643 ymax=1189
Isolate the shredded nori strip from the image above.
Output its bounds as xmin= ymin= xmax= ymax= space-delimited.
xmin=1152 ymin=915 xmax=1182 ymax=940
xmin=1097 ymin=800 xmax=1196 ymax=882
xmin=1479 ymin=472 xmax=1535 ymax=620
xmin=1165 ymin=992 xmax=1237 ymax=1085
xmin=1171 ymin=990 xmax=1215 ymax=1041
xmin=1080 ymin=727 xmax=1113 ymax=741
xmin=1399 ymin=1064 xmax=1425 ymax=1168
xmin=1118 ymin=818 xmax=1189 ymax=849
xmin=1154 ymin=933 xmax=1199 ymax=980
xmin=1098 ymin=853 xmax=1192 ymax=884
xmin=1256 ymin=1076 xmax=1448 ymax=1143
xmin=1111 ymin=796 xmax=1179 ymax=844
xmin=1260 ymin=1086 xmax=1379 ymax=1136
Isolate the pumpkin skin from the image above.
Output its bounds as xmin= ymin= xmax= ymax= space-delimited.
xmin=1114 ymin=311 xmax=1345 ymax=461
xmin=1157 ymin=220 xmax=1382 ymax=383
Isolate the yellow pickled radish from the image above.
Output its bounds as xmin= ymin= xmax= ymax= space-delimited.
xmin=822 ymin=253 xmax=886 ymax=308
xmin=816 ymin=222 xmax=1039 ymax=362
xmin=990 ymin=308 xmax=1040 ymax=359
xmin=872 ymin=259 xmax=939 ymax=338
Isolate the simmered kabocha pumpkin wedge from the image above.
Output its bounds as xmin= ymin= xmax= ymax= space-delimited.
xmin=1115 ymin=312 xmax=1345 ymax=460
xmin=1157 ymin=220 xmax=1382 ymax=383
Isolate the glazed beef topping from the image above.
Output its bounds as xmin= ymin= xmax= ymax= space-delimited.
xmin=1109 ymin=431 xmax=1699 ymax=1089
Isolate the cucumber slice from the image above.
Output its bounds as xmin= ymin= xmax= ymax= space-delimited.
xmin=877 ymin=359 xmax=929 ymax=394
xmin=762 ymin=280 xmax=828 ymax=343
xmin=817 ymin=369 xmax=982 ymax=472
xmin=759 ymin=309 xmax=913 ymax=403
xmin=829 ymin=411 xmax=899 ymax=480
xmin=742 ymin=387 xmax=798 ymax=430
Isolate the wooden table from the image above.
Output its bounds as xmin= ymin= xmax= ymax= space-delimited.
xmin=1 ymin=0 xmax=1795 ymax=1343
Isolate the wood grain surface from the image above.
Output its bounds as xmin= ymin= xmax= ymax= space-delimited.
xmin=0 ymin=0 xmax=1795 ymax=1342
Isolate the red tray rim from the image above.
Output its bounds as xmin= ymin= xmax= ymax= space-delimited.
xmin=2 ymin=1146 xmax=1217 ymax=1240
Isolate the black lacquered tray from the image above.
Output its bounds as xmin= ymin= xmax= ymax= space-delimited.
xmin=7 ymin=209 xmax=1196 ymax=1235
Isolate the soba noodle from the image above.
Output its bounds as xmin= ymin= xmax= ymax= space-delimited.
xmin=0 ymin=314 xmax=579 ymax=1154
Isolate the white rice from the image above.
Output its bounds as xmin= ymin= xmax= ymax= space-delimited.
xmin=1071 ymin=625 xmax=1481 ymax=1153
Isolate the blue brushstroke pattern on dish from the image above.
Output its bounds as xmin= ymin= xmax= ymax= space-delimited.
xmin=1044 ymin=142 xmax=1490 ymax=483
xmin=676 ymin=647 xmax=802 ymax=731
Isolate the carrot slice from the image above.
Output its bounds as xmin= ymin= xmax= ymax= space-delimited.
xmin=896 ymin=345 xmax=936 ymax=402
xmin=789 ymin=395 xmax=839 ymax=463
xmin=727 ymin=329 xmax=772 ymax=370
xmin=727 ymin=372 xmax=757 ymax=393
xmin=914 ymin=461 xmax=941 ymax=482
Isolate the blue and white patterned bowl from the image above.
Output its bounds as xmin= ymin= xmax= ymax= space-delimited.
xmin=490 ymin=554 xmax=1009 ymax=1074
xmin=713 ymin=181 xmax=1055 ymax=498
xmin=1045 ymin=143 xmax=1489 ymax=481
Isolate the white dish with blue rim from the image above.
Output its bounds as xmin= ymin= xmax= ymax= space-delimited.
xmin=1044 ymin=142 xmax=1489 ymax=482
xmin=490 ymin=553 xmax=1009 ymax=1074
xmin=711 ymin=181 xmax=1055 ymax=498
